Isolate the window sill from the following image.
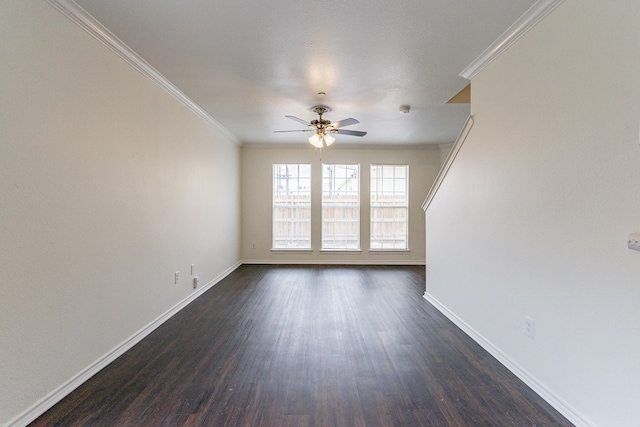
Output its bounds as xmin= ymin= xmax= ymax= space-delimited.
xmin=271 ymin=248 xmax=313 ymax=253
xmin=320 ymin=249 xmax=362 ymax=254
xmin=369 ymin=249 xmax=411 ymax=253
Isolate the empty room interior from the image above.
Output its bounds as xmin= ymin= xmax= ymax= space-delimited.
xmin=2 ymin=1 xmax=639 ymax=426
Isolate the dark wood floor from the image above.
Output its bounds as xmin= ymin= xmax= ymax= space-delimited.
xmin=31 ymin=265 xmax=573 ymax=426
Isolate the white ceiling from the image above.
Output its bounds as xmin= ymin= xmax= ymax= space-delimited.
xmin=74 ymin=0 xmax=537 ymax=147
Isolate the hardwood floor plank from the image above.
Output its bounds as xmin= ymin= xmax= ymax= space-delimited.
xmin=30 ymin=265 xmax=573 ymax=426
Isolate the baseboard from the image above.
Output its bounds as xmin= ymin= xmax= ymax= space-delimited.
xmin=240 ymin=259 xmax=426 ymax=266
xmin=6 ymin=261 xmax=241 ymax=427
xmin=422 ymin=291 xmax=596 ymax=427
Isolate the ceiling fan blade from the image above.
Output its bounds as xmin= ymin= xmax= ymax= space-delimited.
xmin=273 ymin=129 xmax=313 ymax=133
xmin=285 ymin=115 xmax=311 ymax=126
xmin=333 ymin=129 xmax=367 ymax=137
xmin=331 ymin=118 xmax=359 ymax=128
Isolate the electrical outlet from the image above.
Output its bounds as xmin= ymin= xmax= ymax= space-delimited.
xmin=174 ymin=271 xmax=180 ymax=284
xmin=251 ymin=242 xmax=256 ymax=249
xmin=193 ymin=276 xmax=199 ymax=289
xmin=524 ymin=316 xmax=535 ymax=339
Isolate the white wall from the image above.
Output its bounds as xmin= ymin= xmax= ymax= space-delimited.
xmin=0 ymin=2 xmax=241 ymax=425
xmin=424 ymin=1 xmax=640 ymax=426
xmin=242 ymin=146 xmax=441 ymax=264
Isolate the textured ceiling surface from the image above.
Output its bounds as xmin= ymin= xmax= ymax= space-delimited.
xmin=75 ymin=0 xmax=537 ymax=146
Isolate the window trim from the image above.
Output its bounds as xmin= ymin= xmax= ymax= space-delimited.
xmin=369 ymin=164 xmax=409 ymax=251
xmin=272 ymin=163 xmax=312 ymax=250
xmin=321 ymin=163 xmax=361 ymax=251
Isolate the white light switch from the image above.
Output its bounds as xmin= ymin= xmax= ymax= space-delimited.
xmin=628 ymin=233 xmax=640 ymax=251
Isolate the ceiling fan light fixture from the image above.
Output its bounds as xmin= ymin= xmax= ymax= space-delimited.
xmin=323 ymin=133 xmax=335 ymax=146
xmin=309 ymin=132 xmax=323 ymax=148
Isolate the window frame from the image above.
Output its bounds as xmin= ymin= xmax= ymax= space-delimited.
xmin=321 ymin=163 xmax=361 ymax=251
xmin=272 ymin=163 xmax=312 ymax=250
xmin=369 ymin=164 xmax=409 ymax=251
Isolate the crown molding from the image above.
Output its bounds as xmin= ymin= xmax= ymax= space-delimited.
xmin=460 ymin=0 xmax=565 ymax=80
xmin=47 ymin=0 xmax=240 ymax=145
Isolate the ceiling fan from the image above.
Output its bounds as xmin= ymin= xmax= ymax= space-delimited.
xmin=274 ymin=105 xmax=367 ymax=148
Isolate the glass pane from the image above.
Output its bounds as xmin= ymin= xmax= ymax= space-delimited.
xmin=273 ymin=164 xmax=311 ymax=249
xmin=370 ymin=164 xmax=408 ymax=250
xmin=322 ymin=164 xmax=360 ymax=250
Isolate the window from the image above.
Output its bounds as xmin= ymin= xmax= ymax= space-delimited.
xmin=370 ymin=164 xmax=409 ymax=250
xmin=322 ymin=164 xmax=360 ymax=250
xmin=273 ymin=164 xmax=311 ymax=249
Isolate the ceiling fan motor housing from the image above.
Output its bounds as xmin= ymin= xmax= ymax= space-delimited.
xmin=310 ymin=106 xmax=332 ymax=133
